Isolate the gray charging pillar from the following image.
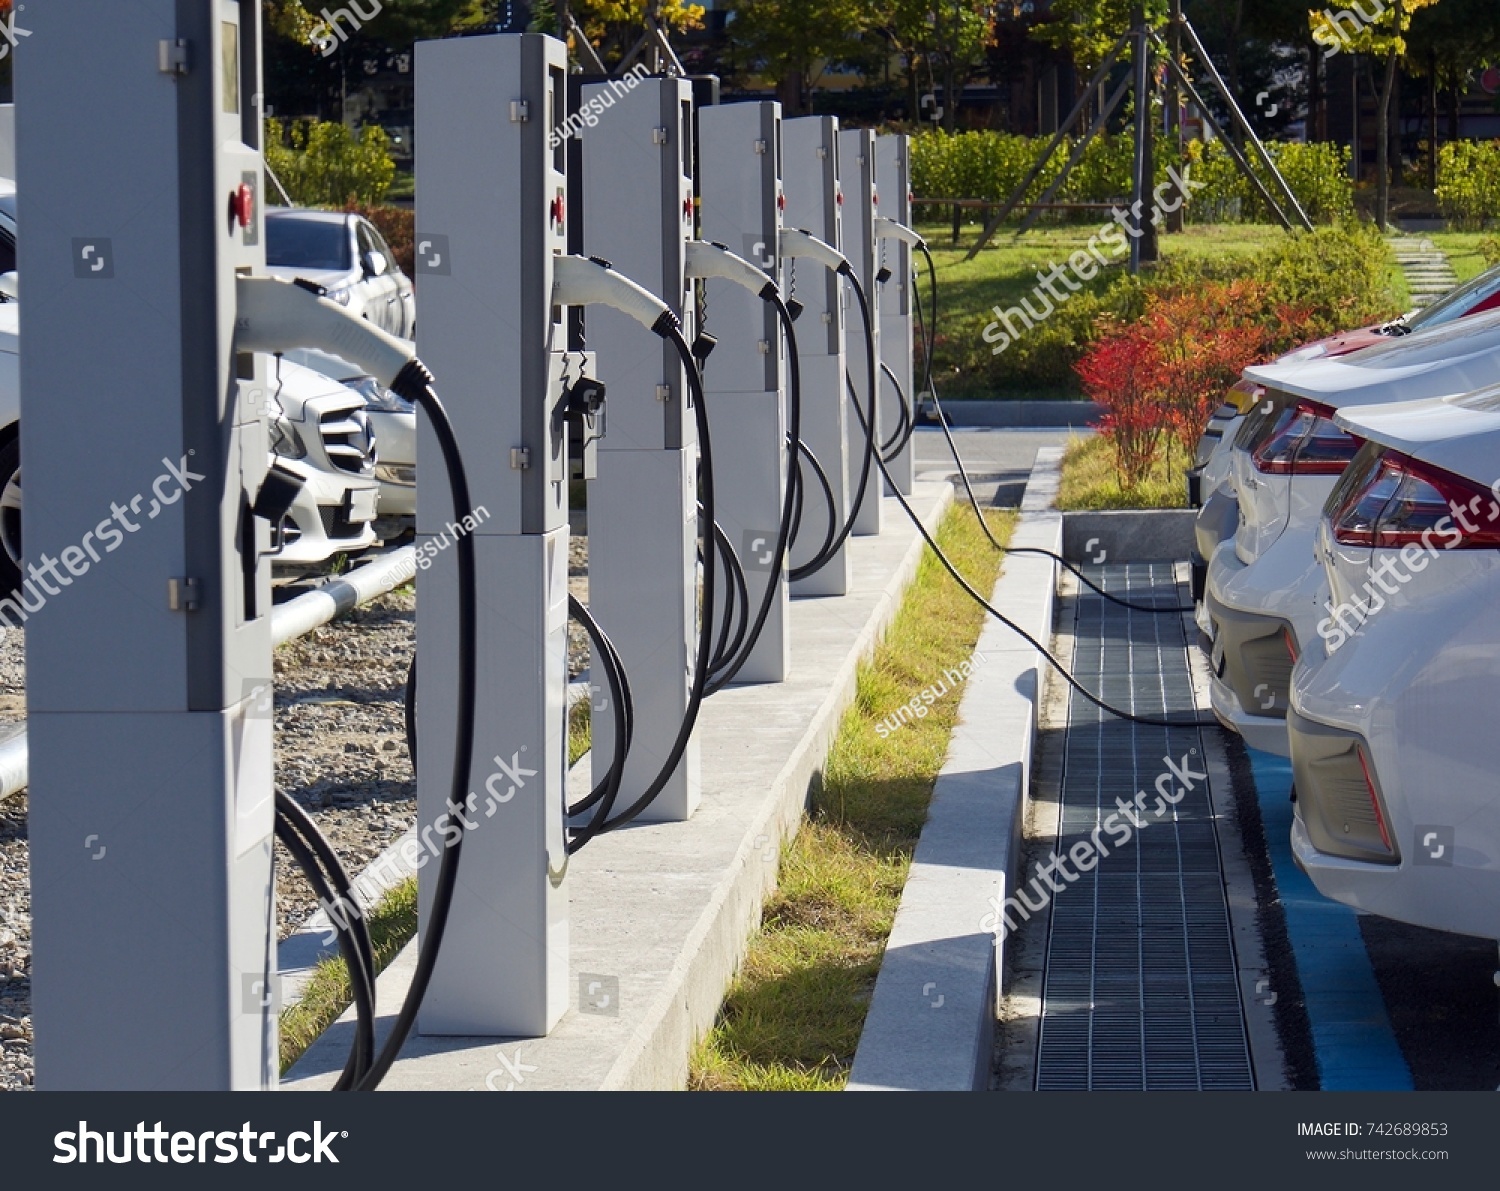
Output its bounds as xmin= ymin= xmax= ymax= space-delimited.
xmin=782 ymin=116 xmax=851 ymax=595
xmin=839 ymin=126 xmax=883 ymax=535
xmin=23 ymin=0 xmax=277 ymax=1089
xmin=580 ymin=77 xmax=699 ymax=822
xmin=876 ymin=134 xmax=916 ymax=496
xmin=696 ymin=101 xmax=788 ymax=682
xmin=414 ymin=32 xmax=576 ymax=1036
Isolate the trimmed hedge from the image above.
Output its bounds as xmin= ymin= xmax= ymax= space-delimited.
xmin=911 ymin=131 xmax=1353 ymax=226
xmin=1435 ymin=140 xmax=1500 ymax=230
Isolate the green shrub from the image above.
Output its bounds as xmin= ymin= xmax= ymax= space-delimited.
xmin=934 ymin=223 xmax=1396 ymax=396
xmin=265 ymin=118 xmax=397 ymax=207
xmin=1436 ymin=141 xmax=1500 ymax=230
xmin=911 ymin=131 xmax=1353 ymax=227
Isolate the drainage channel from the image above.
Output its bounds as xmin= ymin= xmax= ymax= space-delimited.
xmin=1034 ymin=562 xmax=1254 ymax=1091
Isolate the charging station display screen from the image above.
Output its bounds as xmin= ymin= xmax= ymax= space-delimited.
xmin=222 ymin=22 xmax=240 ymax=113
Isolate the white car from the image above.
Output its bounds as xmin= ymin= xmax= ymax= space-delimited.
xmin=282 ymin=347 xmax=415 ymax=541
xmin=1189 ymin=262 xmax=1500 ymax=598
xmin=1203 ymin=307 xmax=1500 ymax=754
xmin=265 ymin=208 xmax=415 ymax=339
xmin=0 ymin=306 xmax=378 ymax=590
xmin=1288 ymin=387 xmax=1500 ymax=938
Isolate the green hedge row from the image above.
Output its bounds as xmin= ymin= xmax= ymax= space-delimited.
xmin=911 ymin=131 xmax=1354 ymax=225
xmin=1435 ymin=140 xmax=1500 ymax=230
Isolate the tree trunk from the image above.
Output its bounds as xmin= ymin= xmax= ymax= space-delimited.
xmin=777 ymin=69 xmax=806 ymax=118
xmin=1375 ymin=51 xmax=1397 ymax=232
xmin=1307 ymin=36 xmax=1324 ymax=142
xmin=1447 ymin=84 xmax=1460 ymax=143
xmin=1427 ymin=52 xmax=1438 ymax=193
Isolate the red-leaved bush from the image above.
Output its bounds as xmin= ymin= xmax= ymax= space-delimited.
xmin=1077 ymin=280 xmax=1309 ymax=487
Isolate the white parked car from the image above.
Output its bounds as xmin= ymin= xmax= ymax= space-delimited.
xmin=1189 ymin=261 xmax=1500 ymax=598
xmin=1288 ymin=387 xmax=1500 ymax=937
xmin=283 ymin=347 xmax=415 ymax=542
xmin=265 ymin=208 xmax=415 ymax=339
xmin=1203 ymin=308 xmax=1500 ymax=754
xmin=0 ymin=308 xmax=378 ymax=591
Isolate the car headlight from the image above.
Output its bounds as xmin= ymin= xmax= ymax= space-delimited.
xmin=269 ymin=417 xmax=308 ymax=460
xmin=326 ymin=286 xmax=352 ymax=306
xmin=343 ymin=374 xmax=415 ymax=415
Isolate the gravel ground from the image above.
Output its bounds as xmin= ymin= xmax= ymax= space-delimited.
xmin=0 ymin=535 xmax=592 ymax=1092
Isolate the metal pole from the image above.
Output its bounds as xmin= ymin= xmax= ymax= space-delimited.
xmin=963 ymin=33 xmax=1132 ymax=260
xmin=1177 ymin=15 xmax=1314 ymax=230
xmin=1015 ymin=72 xmax=1131 ymax=236
xmin=1129 ymin=10 xmax=1148 ymax=273
xmin=1154 ymin=41 xmax=1294 ymax=231
xmin=1165 ymin=0 xmax=1184 ymax=233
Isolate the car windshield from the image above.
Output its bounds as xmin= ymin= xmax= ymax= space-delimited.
xmin=266 ymin=215 xmax=351 ymax=271
xmin=1401 ymin=263 xmax=1500 ymax=332
xmin=0 ymin=195 xmax=15 ymax=223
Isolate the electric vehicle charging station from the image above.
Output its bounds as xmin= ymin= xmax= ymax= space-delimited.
xmin=21 ymin=0 xmax=279 ymax=1090
xmin=875 ymin=134 xmax=916 ymax=497
xmin=579 ymin=75 xmax=700 ymax=823
xmin=413 ymin=32 xmax=578 ymax=1036
xmin=838 ymin=127 xmax=884 ymax=537
xmin=781 ymin=115 xmax=851 ymax=596
xmin=696 ymin=101 xmax=789 ymax=682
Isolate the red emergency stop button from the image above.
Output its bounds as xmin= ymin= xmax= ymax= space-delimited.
xmin=683 ymin=197 xmax=694 ymax=220
xmin=873 ymin=190 xmax=879 ymax=208
xmin=233 ymin=182 xmax=254 ymax=229
xmin=550 ymin=194 xmax=565 ymax=228
xmin=835 ymin=190 xmax=844 ymax=206
xmin=776 ymin=192 xmax=785 ymax=211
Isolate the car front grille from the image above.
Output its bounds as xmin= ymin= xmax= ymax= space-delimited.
xmin=320 ymin=406 xmax=375 ymax=476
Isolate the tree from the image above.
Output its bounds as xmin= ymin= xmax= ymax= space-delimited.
xmin=1031 ymin=0 xmax=1168 ymax=73
xmin=885 ymin=0 xmax=996 ymax=132
xmin=1404 ymin=0 xmax=1500 ymax=146
xmin=557 ymin=0 xmax=707 ymax=69
xmin=725 ymin=0 xmax=875 ymax=116
xmin=1309 ymin=0 xmax=1441 ymax=232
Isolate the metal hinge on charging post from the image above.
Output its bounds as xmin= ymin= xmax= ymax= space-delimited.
xmin=168 ymin=577 xmax=200 ymax=613
xmin=510 ymin=100 xmax=529 ymax=123
xmin=652 ymin=127 xmax=669 ymax=146
xmin=159 ymin=39 xmax=189 ymax=77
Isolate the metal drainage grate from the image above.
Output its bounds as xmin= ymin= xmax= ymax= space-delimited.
xmin=1034 ymin=562 xmax=1253 ymax=1091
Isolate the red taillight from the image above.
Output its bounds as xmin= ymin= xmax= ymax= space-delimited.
xmin=1331 ymin=449 xmax=1500 ymax=549
xmin=1282 ymin=626 xmax=1300 ymax=663
xmin=1251 ymin=399 xmax=1361 ymax=476
xmin=1355 ymin=746 xmax=1393 ymax=856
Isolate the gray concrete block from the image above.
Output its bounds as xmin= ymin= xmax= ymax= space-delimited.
xmin=847 ymin=448 xmax=1062 ymax=1091
xmin=1062 ymin=508 xmax=1195 ymax=563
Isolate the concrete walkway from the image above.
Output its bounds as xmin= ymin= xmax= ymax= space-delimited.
xmin=1387 ymin=235 xmax=1458 ymax=309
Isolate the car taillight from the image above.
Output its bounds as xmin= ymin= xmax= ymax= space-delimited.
xmin=1251 ymin=399 xmax=1361 ymax=475
xmin=1331 ymin=448 xmax=1500 ymax=548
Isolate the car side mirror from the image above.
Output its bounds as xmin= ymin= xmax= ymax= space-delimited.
xmin=0 ymin=273 xmax=17 ymax=301
xmin=362 ymin=250 xmax=387 ymax=278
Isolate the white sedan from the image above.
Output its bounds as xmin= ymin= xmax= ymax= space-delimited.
xmin=1204 ymin=308 xmax=1500 ymax=754
xmin=1288 ymin=387 xmax=1500 ymax=938
xmin=265 ymin=208 xmax=415 ymax=339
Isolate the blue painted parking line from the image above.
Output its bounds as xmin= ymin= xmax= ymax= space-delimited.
xmin=1246 ymin=748 xmax=1413 ymax=1091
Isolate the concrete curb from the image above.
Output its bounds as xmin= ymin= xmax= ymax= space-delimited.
xmin=283 ymin=483 xmax=954 ymax=1091
xmin=927 ymin=400 xmax=1099 ymax=428
xmin=847 ymin=447 xmax=1062 ymax=1091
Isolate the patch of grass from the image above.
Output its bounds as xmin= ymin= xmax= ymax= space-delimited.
xmin=278 ymin=876 xmax=418 ymax=1074
xmin=919 ymin=222 xmax=1302 ymax=399
xmin=689 ymin=504 xmax=1014 ymax=1090
xmin=1427 ymin=231 xmax=1497 ymax=285
xmin=1057 ymin=432 xmax=1189 ymax=511
xmin=569 ymin=697 xmax=591 ymax=766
